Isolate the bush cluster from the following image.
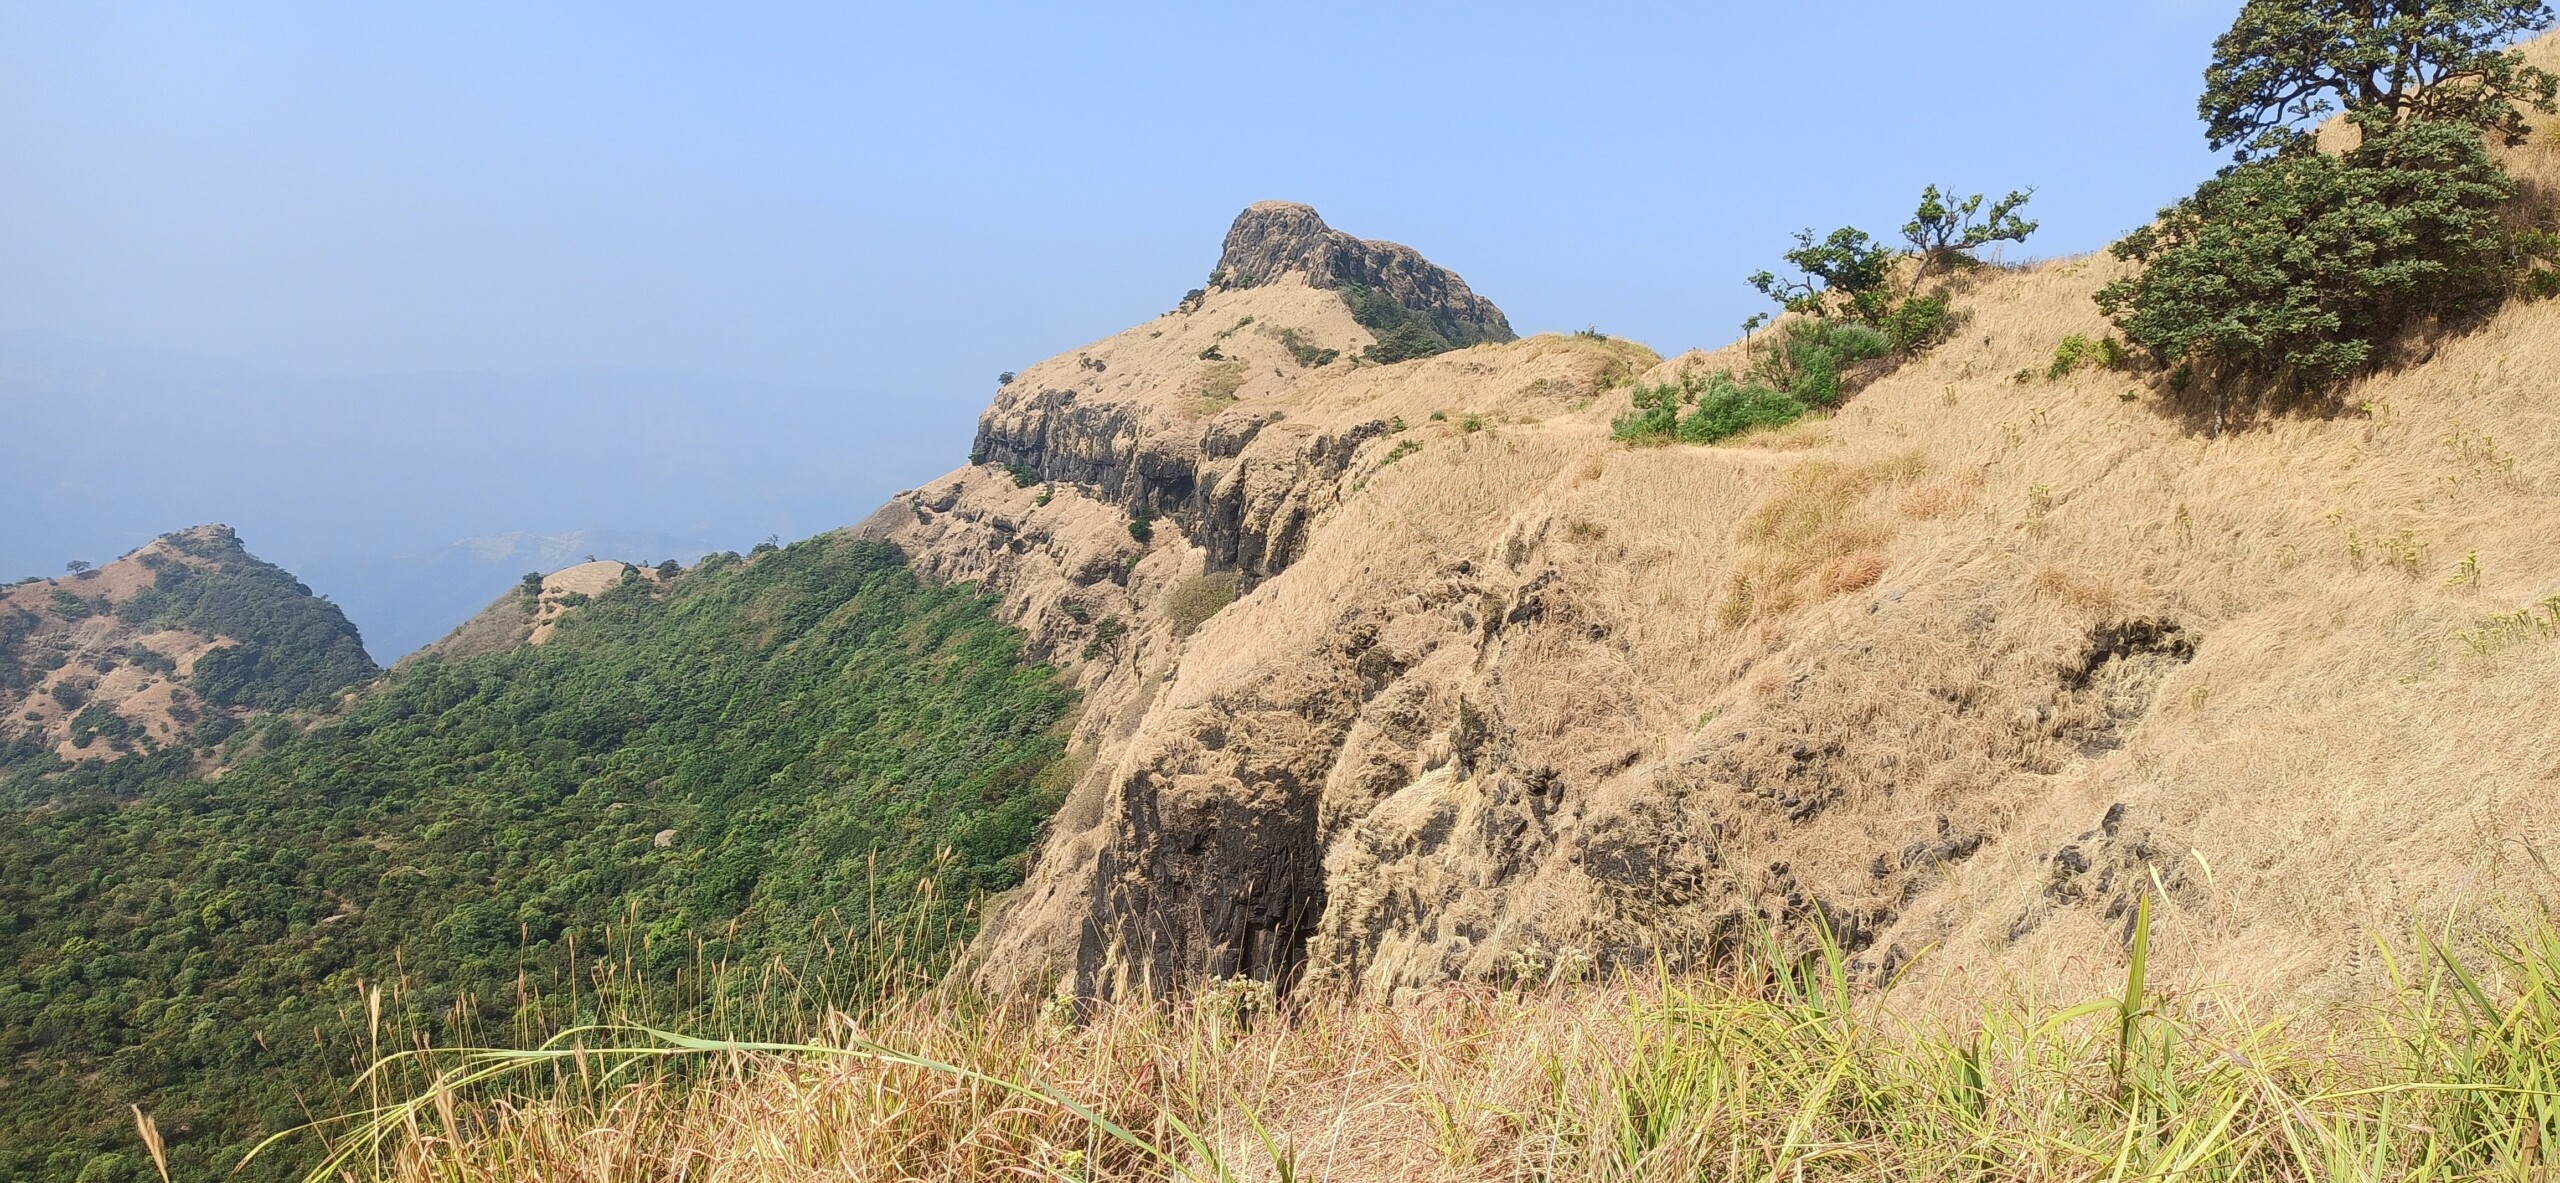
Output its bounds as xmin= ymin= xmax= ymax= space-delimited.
xmin=2097 ymin=0 xmax=2560 ymax=424
xmin=1613 ymin=320 xmax=1891 ymax=444
xmin=1621 ymin=185 xmax=2029 ymax=445
xmin=1340 ymin=284 xmax=1507 ymax=364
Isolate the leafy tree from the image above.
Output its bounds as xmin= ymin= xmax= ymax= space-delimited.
xmin=2203 ymin=0 xmax=2559 ymax=161
xmin=2099 ymin=120 xmax=2547 ymax=420
xmin=2101 ymin=2 xmax=2560 ymax=424
xmin=1750 ymin=227 xmax=1899 ymax=322
xmin=1751 ymin=187 xmax=2033 ymax=352
xmin=1903 ymin=186 xmax=2037 ymax=292
xmin=63 ymin=560 xmax=90 ymax=575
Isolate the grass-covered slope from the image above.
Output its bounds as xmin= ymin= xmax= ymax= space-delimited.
xmin=0 ymin=535 xmax=1072 ymax=1182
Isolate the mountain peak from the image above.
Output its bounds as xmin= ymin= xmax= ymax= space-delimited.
xmin=1210 ymin=202 xmax=1514 ymax=346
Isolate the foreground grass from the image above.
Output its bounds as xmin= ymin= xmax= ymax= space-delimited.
xmin=280 ymin=904 xmax=2560 ymax=1182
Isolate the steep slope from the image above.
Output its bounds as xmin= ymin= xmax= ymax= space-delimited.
xmin=861 ymin=201 xmax=2560 ymax=1010
xmin=0 ymin=536 xmax=1071 ymax=1181
xmin=0 ymin=525 xmax=376 ymax=776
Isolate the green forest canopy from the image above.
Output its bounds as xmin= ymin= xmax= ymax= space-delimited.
xmin=0 ymin=535 xmax=1074 ymax=1182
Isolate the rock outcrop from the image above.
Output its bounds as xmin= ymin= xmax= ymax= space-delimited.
xmin=1209 ymin=201 xmax=1514 ymax=347
xmin=862 ymin=201 xmax=2560 ymax=1011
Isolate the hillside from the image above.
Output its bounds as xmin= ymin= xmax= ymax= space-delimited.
xmin=347 ymin=181 xmax=2560 ymax=1181
xmin=0 ymin=525 xmax=376 ymax=779
xmin=0 ymin=536 xmax=1070 ymax=1181
xmin=836 ymin=197 xmax=2560 ymax=1013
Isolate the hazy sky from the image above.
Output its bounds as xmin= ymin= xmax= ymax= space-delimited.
xmin=1 ymin=1 xmax=2241 ymax=650
xmin=5 ymin=2 xmax=2235 ymax=381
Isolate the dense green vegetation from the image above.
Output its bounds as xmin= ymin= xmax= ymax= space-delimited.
xmin=1341 ymin=284 xmax=1510 ymax=363
xmin=2100 ymin=0 xmax=2560 ymax=425
xmin=0 ymin=536 xmax=1073 ymax=1182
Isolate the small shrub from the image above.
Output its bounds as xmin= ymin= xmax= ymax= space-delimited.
xmin=1127 ymin=507 xmax=1154 ymax=544
xmin=1196 ymin=345 xmax=1225 ymax=361
xmin=1611 ymin=379 xmax=1682 ymax=441
xmin=1458 ymin=413 xmax=1486 ymax=433
xmin=1164 ymin=572 xmax=1240 ymax=638
xmin=1881 ymin=294 xmax=1956 ymax=355
xmin=49 ymin=589 xmax=94 ymax=621
xmin=2047 ymin=334 xmax=2130 ymax=380
xmin=1428 ymin=410 xmax=1448 ymax=421
xmin=996 ymin=371 xmax=1016 ymax=387
xmin=1381 ymin=439 xmax=1423 ymax=466
xmin=1363 ymin=320 xmax=1447 ymax=364
xmin=1080 ymin=616 xmax=1127 ymax=660
xmin=1275 ymin=328 xmax=1338 ymax=368
xmin=1007 ymin=464 xmax=1040 ymax=488
xmin=1681 ymin=374 xmax=1807 ymax=442
xmin=1614 ymin=371 xmax=1806 ymax=444
xmin=1058 ymin=598 xmax=1089 ymax=625
xmin=1759 ymin=319 xmax=1889 ymax=407
xmin=1197 ymin=361 xmax=1249 ymax=402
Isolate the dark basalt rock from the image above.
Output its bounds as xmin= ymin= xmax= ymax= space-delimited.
xmin=1212 ymin=201 xmax=1515 ymax=346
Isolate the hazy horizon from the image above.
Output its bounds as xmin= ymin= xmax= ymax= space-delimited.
xmin=4 ymin=1 xmax=2240 ymax=654
xmin=0 ymin=328 xmax=959 ymax=658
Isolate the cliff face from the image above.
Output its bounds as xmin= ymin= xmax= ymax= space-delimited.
xmin=863 ymin=202 xmax=2560 ymax=1008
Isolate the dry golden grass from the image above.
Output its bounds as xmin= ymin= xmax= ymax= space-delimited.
xmin=330 ymin=906 xmax=2560 ymax=1182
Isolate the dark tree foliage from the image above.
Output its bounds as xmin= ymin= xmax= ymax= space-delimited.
xmin=2203 ymin=0 xmax=2558 ymax=160
xmin=1341 ymin=285 xmax=1507 ymax=364
xmin=0 ymin=536 xmax=1072 ymax=1181
xmin=2101 ymin=122 xmax=2556 ymax=419
xmin=0 ymin=608 xmax=39 ymax=694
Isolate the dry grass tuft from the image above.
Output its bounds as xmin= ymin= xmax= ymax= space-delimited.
xmin=1719 ymin=453 xmax=1926 ymax=623
xmin=322 ymin=906 xmax=2560 ymax=1183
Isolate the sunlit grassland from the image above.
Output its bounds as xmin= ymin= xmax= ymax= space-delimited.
xmin=258 ymin=899 xmax=2560 ymax=1182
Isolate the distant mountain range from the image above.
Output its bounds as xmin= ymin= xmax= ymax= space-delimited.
xmin=1 ymin=328 xmax=970 ymax=657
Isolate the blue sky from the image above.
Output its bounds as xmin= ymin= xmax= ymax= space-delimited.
xmin=0 ymin=1 xmax=2240 ymax=651
xmin=4 ymin=2 xmax=2236 ymax=381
